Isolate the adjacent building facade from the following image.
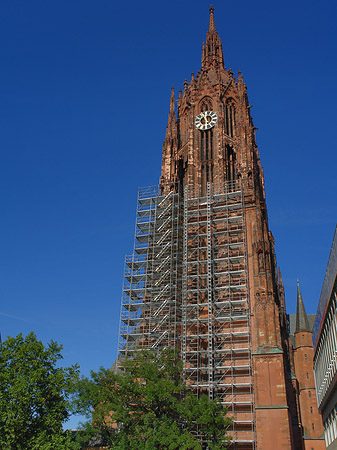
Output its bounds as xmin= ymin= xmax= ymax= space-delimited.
xmin=313 ymin=226 xmax=337 ymax=449
xmin=118 ymin=7 xmax=325 ymax=449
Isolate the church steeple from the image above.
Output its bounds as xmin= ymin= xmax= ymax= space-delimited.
xmin=202 ymin=6 xmax=224 ymax=68
xmin=295 ymin=280 xmax=311 ymax=333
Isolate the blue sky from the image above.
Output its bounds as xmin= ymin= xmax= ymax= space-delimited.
xmin=1 ymin=0 xmax=336 ymax=429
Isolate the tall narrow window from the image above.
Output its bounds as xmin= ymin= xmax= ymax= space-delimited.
xmin=225 ymin=101 xmax=236 ymax=137
xmin=210 ymin=129 xmax=213 ymax=159
xmin=225 ymin=145 xmax=236 ymax=185
xmin=201 ymin=132 xmax=204 ymax=160
xmin=229 ymin=105 xmax=233 ymax=136
xmin=200 ymin=130 xmax=213 ymax=162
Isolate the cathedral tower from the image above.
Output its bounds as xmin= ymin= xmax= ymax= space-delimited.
xmin=118 ymin=7 xmax=322 ymax=449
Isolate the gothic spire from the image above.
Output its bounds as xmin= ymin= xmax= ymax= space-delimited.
xmin=295 ymin=280 xmax=311 ymax=333
xmin=202 ymin=6 xmax=224 ymax=69
xmin=208 ymin=5 xmax=216 ymax=32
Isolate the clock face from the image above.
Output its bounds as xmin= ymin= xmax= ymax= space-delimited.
xmin=195 ymin=111 xmax=218 ymax=130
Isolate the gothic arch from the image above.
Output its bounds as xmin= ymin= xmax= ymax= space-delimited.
xmin=199 ymin=96 xmax=213 ymax=112
xmin=225 ymin=97 xmax=236 ymax=106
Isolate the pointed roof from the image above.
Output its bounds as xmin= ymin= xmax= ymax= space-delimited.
xmin=201 ymin=6 xmax=224 ymax=69
xmin=295 ymin=280 xmax=311 ymax=333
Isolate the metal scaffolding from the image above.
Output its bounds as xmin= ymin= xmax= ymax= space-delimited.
xmin=118 ymin=185 xmax=182 ymax=357
xmin=118 ymin=181 xmax=255 ymax=449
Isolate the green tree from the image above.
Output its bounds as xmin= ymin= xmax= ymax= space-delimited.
xmin=75 ymin=349 xmax=232 ymax=449
xmin=0 ymin=332 xmax=80 ymax=450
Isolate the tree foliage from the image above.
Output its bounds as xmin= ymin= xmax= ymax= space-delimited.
xmin=75 ymin=350 xmax=232 ymax=449
xmin=0 ymin=332 xmax=80 ymax=450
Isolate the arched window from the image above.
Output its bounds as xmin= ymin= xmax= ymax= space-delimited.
xmin=225 ymin=99 xmax=236 ymax=137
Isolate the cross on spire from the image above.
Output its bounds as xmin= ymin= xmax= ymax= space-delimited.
xmin=209 ymin=5 xmax=216 ymax=32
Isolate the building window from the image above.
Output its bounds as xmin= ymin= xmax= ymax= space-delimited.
xmin=305 ymin=354 xmax=307 ymax=360
xmin=307 ymin=373 xmax=309 ymax=379
xmin=312 ymin=423 xmax=315 ymax=431
xmin=309 ymin=391 xmax=311 ymax=397
xmin=225 ymin=100 xmax=235 ymax=138
xmin=225 ymin=144 xmax=236 ymax=184
xmin=311 ymin=407 xmax=313 ymax=413
xmin=200 ymin=129 xmax=213 ymax=161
